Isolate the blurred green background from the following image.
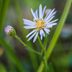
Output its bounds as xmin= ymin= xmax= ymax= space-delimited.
xmin=0 ymin=0 xmax=72 ymax=72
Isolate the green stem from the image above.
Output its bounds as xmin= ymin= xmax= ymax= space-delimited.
xmin=38 ymin=36 xmax=44 ymax=51
xmin=38 ymin=36 xmax=48 ymax=72
xmin=37 ymin=0 xmax=72 ymax=72
xmin=43 ymin=36 xmax=50 ymax=72
xmin=43 ymin=35 xmax=48 ymax=48
xmin=15 ymin=35 xmax=41 ymax=56
xmin=43 ymin=49 xmax=48 ymax=72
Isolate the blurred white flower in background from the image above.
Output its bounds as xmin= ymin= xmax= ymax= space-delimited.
xmin=23 ymin=4 xmax=58 ymax=42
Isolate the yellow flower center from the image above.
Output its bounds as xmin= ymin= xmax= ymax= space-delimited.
xmin=36 ymin=20 xmax=45 ymax=29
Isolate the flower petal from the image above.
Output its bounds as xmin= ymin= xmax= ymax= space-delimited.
xmin=35 ymin=9 xmax=38 ymax=18
xmin=49 ymin=19 xmax=58 ymax=24
xmin=43 ymin=6 xmax=46 ymax=16
xmin=44 ymin=9 xmax=51 ymax=20
xmin=28 ymin=32 xmax=37 ymax=41
xmin=44 ymin=28 xmax=50 ymax=34
xmin=46 ymin=23 xmax=57 ymax=28
xmin=39 ymin=4 xmax=43 ymax=19
xmin=45 ymin=9 xmax=56 ymax=21
xmin=45 ymin=19 xmax=58 ymax=27
xmin=23 ymin=19 xmax=35 ymax=26
xmin=24 ymin=25 xmax=36 ymax=29
xmin=26 ymin=30 xmax=36 ymax=38
xmin=33 ymin=32 xmax=38 ymax=42
xmin=31 ymin=8 xmax=37 ymax=20
xmin=40 ymin=29 xmax=45 ymax=40
xmin=47 ymin=16 xmax=55 ymax=23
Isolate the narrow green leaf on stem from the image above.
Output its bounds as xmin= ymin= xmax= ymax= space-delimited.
xmin=37 ymin=0 xmax=72 ymax=72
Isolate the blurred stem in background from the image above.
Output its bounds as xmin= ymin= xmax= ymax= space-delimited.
xmin=0 ymin=0 xmax=9 ymax=34
xmin=0 ymin=39 xmax=26 ymax=72
xmin=14 ymin=0 xmax=38 ymax=71
xmin=0 ymin=0 xmax=3 ymax=15
xmin=0 ymin=64 xmax=7 ymax=72
xmin=0 ymin=0 xmax=26 ymax=72
xmin=37 ymin=0 xmax=72 ymax=72
xmin=24 ymin=0 xmax=54 ymax=9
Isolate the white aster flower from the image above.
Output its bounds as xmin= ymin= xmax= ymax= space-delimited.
xmin=23 ymin=4 xmax=58 ymax=42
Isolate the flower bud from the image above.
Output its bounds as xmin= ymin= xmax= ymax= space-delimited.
xmin=5 ymin=25 xmax=16 ymax=37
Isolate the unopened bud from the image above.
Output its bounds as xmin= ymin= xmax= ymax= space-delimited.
xmin=5 ymin=25 xmax=16 ymax=37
